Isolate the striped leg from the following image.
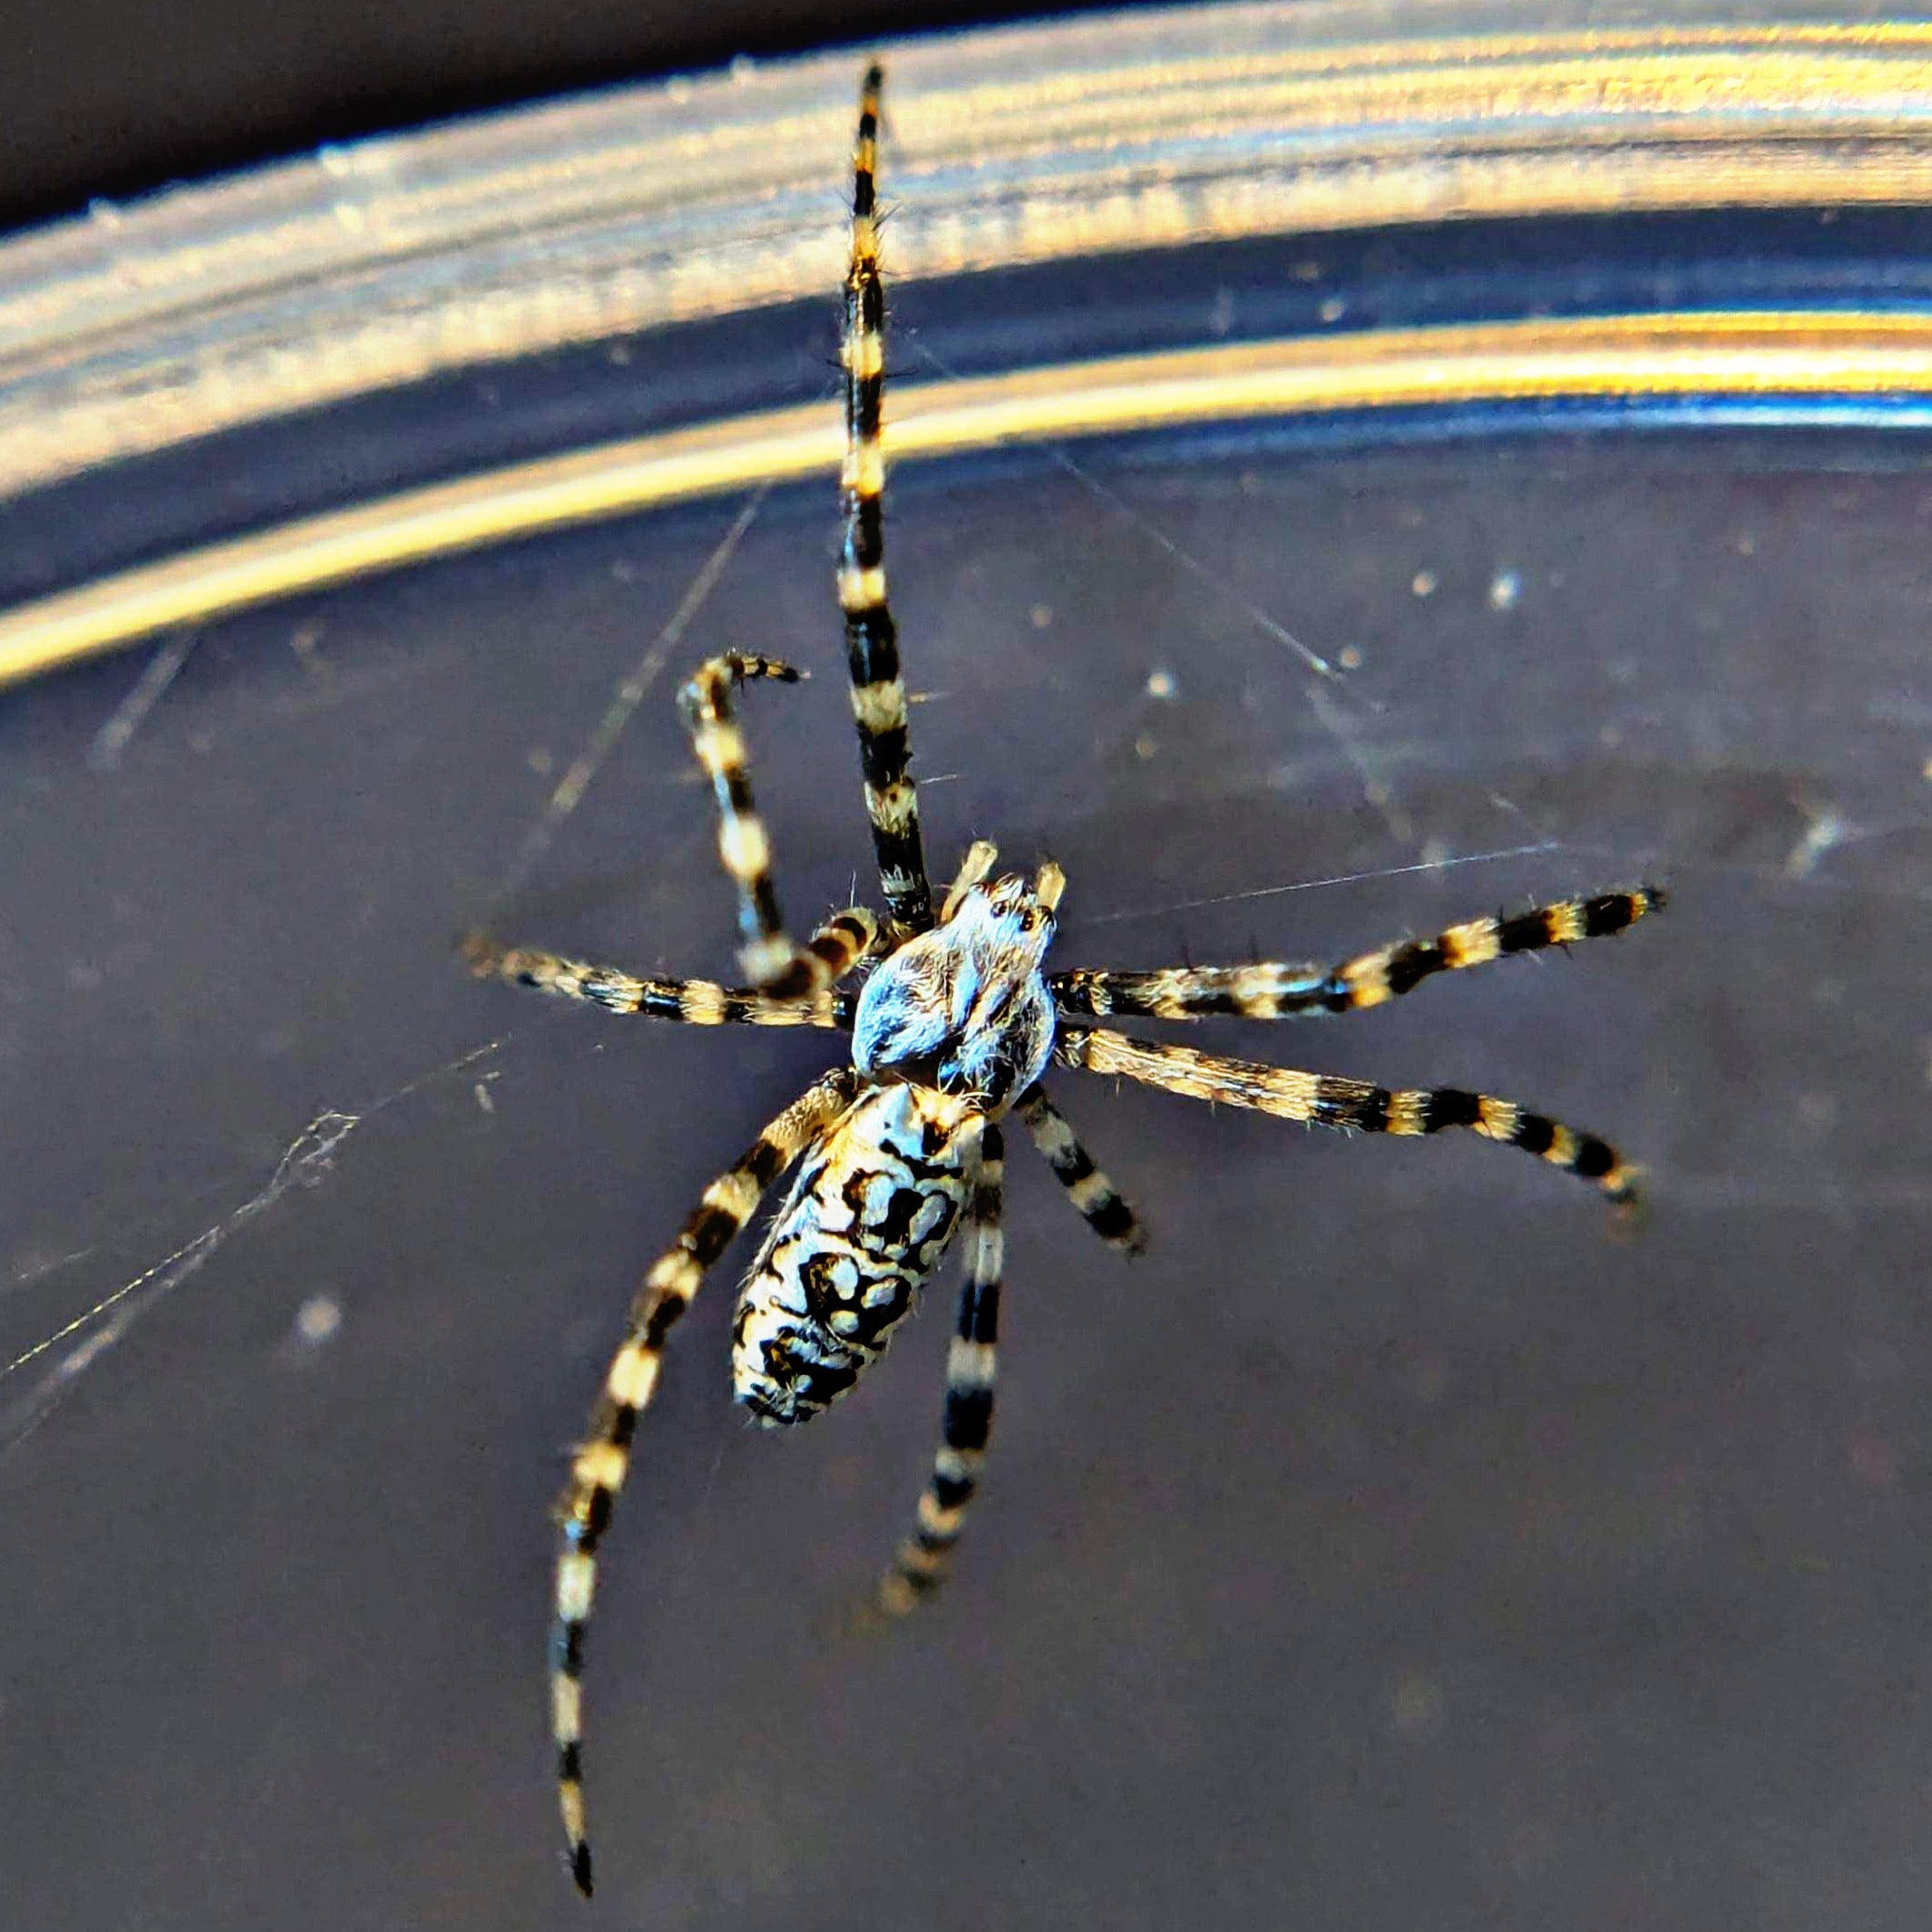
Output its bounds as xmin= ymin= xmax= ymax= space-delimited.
xmin=551 ymin=1068 xmax=863 ymax=1897
xmin=1054 ymin=1025 xmax=1643 ymax=1205
xmin=839 ymin=63 xmax=934 ymax=938
xmin=878 ymin=1122 xmax=1004 ymax=1615
xmin=679 ymin=652 xmax=853 ymax=996
xmin=1051 ymin=886 xmax=1664 ymax=1021
xmin=460 ymin=910 xmax=873 ymax=1030
xmin=1017 ymin=1083 xmax=1146 ymax=1256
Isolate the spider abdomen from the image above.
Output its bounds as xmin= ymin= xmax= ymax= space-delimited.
xmin=731 ymin=1085 xmax=979 ymax=1425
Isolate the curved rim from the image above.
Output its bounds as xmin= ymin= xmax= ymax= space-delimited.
xmin=1 ymin=5 xmax=1931 ymax=502
xmin=4 ymin=307 xmax=1931 ymax=688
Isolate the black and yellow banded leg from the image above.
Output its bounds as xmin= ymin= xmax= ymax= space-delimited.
xmin=1054 ymin=1026 xmax=1643 ymax=1206
xmin=878 ymin=1121 xmax=1004 ymax=1615
xmin=678 ymin=652 xmax=853 ymax=996
xmin=839 ymin=62 xmax=933 ymax=938
xmin=460 ymin=912 xmax=873 ymax=1031
xmin=551 ymin=1068 xmax=863 ymax=1897
xmin=1017 ymin=1083 xmax=1146 ymax=1256
xmin=1051 ymin=886 xmax=1664 ymax=1021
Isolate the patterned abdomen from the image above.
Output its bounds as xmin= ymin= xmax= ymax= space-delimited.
xmin=732 ymin=1085 xmax=978 ymax=1424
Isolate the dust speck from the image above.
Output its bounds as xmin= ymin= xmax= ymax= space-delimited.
xmin=293 ymin=1294 xmax=344 ymax=1349
xmin=1785 ymin=808 xmax=1845 ymax=878
xmin=1488 ymin=570 xmax=1521 ymax=611
xmin=1390 ymin=1671 xmax=1445 ymax=1738
xmin=1410 ymin=569 xmax=1437 ymax=598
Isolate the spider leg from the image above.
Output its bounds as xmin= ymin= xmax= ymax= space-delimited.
xmin=877 ymin=1121 xmax=1003 ymax=1615
xmin=460 ymin=910 xmax=872 ymax=1029
xmin=1017 ymin=1082 xmax=1146 ymax=1255
xmin=839 ymin=63 xmax=935 ymax=939
xmin=1051 ymin=885 xmax=1664 ymax=1021
xmin=1054 ymin=1025 xmax=1643 ymax=1205
xmin=551 ymin=1067 xmax=864 ymax=1897
xmin=679 ymin=651 xmax=864 ymax=994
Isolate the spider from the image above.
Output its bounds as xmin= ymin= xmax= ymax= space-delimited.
xmin=463 ymin=62 xmax=1664 ymax=1899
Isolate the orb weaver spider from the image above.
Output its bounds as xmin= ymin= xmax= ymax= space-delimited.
xmin=464 ymin=61 xmax=1663 ymax=1897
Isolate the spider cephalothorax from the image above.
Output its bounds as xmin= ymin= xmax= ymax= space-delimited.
xmin=854 ymin=856 xmax=1061 ymax=1105
xmin=463 ymin=61 xmax=1664 ymax=1900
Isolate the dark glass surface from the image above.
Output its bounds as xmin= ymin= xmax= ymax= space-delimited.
xmin=2 ymin=362 xmax=1929 ymax=1927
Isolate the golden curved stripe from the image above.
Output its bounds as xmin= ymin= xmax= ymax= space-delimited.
xmin=2 ymin=309 xmax=1927 ymax=689
xmin=4 ymin=15 xmax=1932 ymax=499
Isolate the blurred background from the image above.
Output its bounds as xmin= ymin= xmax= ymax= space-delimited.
xmin=0 ymin=0 xmax=1083 ymax=230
